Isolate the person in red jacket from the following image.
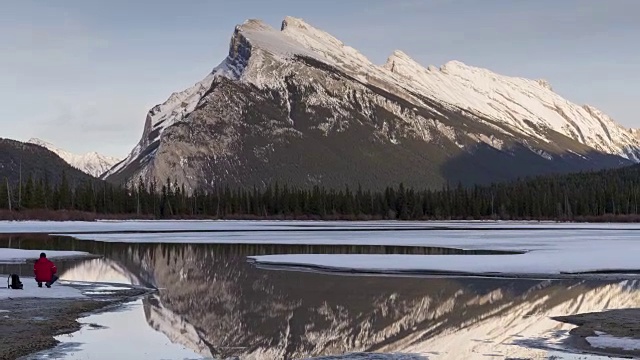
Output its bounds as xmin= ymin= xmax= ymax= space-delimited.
xmin=34 ymin=252 xmax=58 ymax=288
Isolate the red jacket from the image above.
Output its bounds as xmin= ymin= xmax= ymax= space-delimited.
xmin=34 ymin=257 xmax=57 ymax=282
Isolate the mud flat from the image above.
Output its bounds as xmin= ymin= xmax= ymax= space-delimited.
xmin=554 ymin=308 xmax=640 ymax=358
xmin=0 ymin=284 xmax=150 ymax=360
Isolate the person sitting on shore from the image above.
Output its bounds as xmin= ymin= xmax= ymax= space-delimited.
xmin=34 ymin=252 xmax=58 ymax=288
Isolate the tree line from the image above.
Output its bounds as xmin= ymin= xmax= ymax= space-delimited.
xmin=2 ymin=165 xmax=640 ymax=221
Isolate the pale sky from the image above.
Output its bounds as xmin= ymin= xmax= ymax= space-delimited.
xmin=2 ymin=0 xmax=639 ymax=159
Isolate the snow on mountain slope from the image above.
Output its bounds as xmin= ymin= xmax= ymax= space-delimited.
xmin=28 ymin=138 xmax=120 ymax=178
xmin=100 ymin=73 xmax=217 ymax=179
xmin=382 ymin=53 xmax=639 ymax=159
xmin=106 ymin=16 xmax=640 ymax=187
xmin=280 ymin=17 xmax=640 ymax=159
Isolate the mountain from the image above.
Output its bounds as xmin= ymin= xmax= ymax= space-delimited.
xmin=28 ymin=138 xmax=120 ymax=178
xmin=0 ymin=138 xmax=96 ymax=186
xmin=104 ymin=16 xmax=640 ymax=191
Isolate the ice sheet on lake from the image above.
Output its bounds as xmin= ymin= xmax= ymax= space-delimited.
xmin=237 ymin=224 xmax=640 ymax=275
xmin=0 ymin=219 xmax=457 ymax=233
xmin=249 ymin=245 xmax=640 ymax=275
xmin=0 ymin=249 xmax=89 ymax=264
xmin=4 ymin=220 xmax=640 ymax=275
xmin=2 ymin=219 xmax=640 ymax=234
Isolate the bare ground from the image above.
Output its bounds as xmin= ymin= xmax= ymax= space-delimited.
xmin=554 ymin=309 xmax=640 ymax=358
xmin=0 ymin=288 xmax=150 ymax=360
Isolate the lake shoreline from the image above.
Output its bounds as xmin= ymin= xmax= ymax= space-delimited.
xmin=553 ymin=309 xmax=640 ymax=358
xmin=3 ymin=209 xmax=640 ymax=223
xmin=8 ymin=282 xmax=639 ymax=360
xmin=3 ymin=221 xmax=640 ymax=359
xmin=0 ymin=284 xmax=151 ymax=360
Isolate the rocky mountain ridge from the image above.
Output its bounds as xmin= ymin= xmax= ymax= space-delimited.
xmin=104 ymin=16 xmax=640 ymax=191
xmin=0 ymin=138 xmax=96 ymax=186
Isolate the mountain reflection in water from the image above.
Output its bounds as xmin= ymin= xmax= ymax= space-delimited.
xmin=54 ymin=243 xmax=640 ymax=360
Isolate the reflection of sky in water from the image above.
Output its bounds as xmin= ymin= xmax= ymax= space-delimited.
xmin=33 ymin=300 xmax=204 ymax=360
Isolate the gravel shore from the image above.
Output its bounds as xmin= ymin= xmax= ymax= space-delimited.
xmin=554 ymin=308 xmax=640 ymax=358
xmin=0 ymin=285 xmax=150 ymax=360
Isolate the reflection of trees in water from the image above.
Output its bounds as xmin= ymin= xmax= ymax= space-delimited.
xmin=5 ymin=236 xmax=640 ymax=359
xmin=87 ymin=243 xmax=636 ymax=360
xmin=0 ymin=234 xmax=89 ymax=279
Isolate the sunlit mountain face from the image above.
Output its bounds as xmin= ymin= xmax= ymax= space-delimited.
xmin=60 ymin=243 xmax=640 ymax=359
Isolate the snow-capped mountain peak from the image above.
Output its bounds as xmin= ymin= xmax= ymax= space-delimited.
xmin=28 ymin=138 xmax=120 ymax=178
xmin=378 ymin=52 xmax=639 ymax=160
xmin=281 ymin=16 xmax=372 ymax=66
xmin=232 ymin=18 xmax=314 ymax=60
xmin=383 ymin=50 xmax=433 ymax=77
xmin=105 ymin=16 xmax=640 ymax=190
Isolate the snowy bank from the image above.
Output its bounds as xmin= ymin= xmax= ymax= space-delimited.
xmin=0 ymin=277 xmax=85 ymax=300
xmin=587 ymin=332 xmax=640 ymax=351
xmin=1 ymin=219 xmax=640 ymax=235
xmin=0 ymin=249 xmax=90 ymax=264
xmin=248 ymin=242 xmax=640 ymax=276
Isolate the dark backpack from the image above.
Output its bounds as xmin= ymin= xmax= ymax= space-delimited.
xmin=7 ymin=274 xmax=23 ymax=290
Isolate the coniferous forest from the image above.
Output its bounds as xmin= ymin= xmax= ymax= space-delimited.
xmin=2 ymin=165 xmax=640 ymax=221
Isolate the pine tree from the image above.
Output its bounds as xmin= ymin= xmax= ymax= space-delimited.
xmin=23 ymin=174 xmax=34 ymax=209
xmin=0 ymin=179 xmax=8 ymax=210
xmin=33 ymin=179 xmax=46 ymax=209
xmin=58 ymin=171 xmax=71 ymax=210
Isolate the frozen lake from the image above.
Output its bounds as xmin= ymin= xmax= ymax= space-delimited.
xmin=3 ymin=220 xmax=640 ymax=276
xmin=2 ymin=220 xmax=640 ymax=359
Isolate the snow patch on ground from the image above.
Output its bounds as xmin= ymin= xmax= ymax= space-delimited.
xmin=0 ymin=277 xmax=85 ymax=300
xmin=586 ymin=332 xmax=640 ymax=351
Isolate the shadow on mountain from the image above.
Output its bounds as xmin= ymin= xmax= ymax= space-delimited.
xmin=0 ymin=138 xmax=97 ymax=186
xmin=441 ymin=143 xmax=631 ymax=187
